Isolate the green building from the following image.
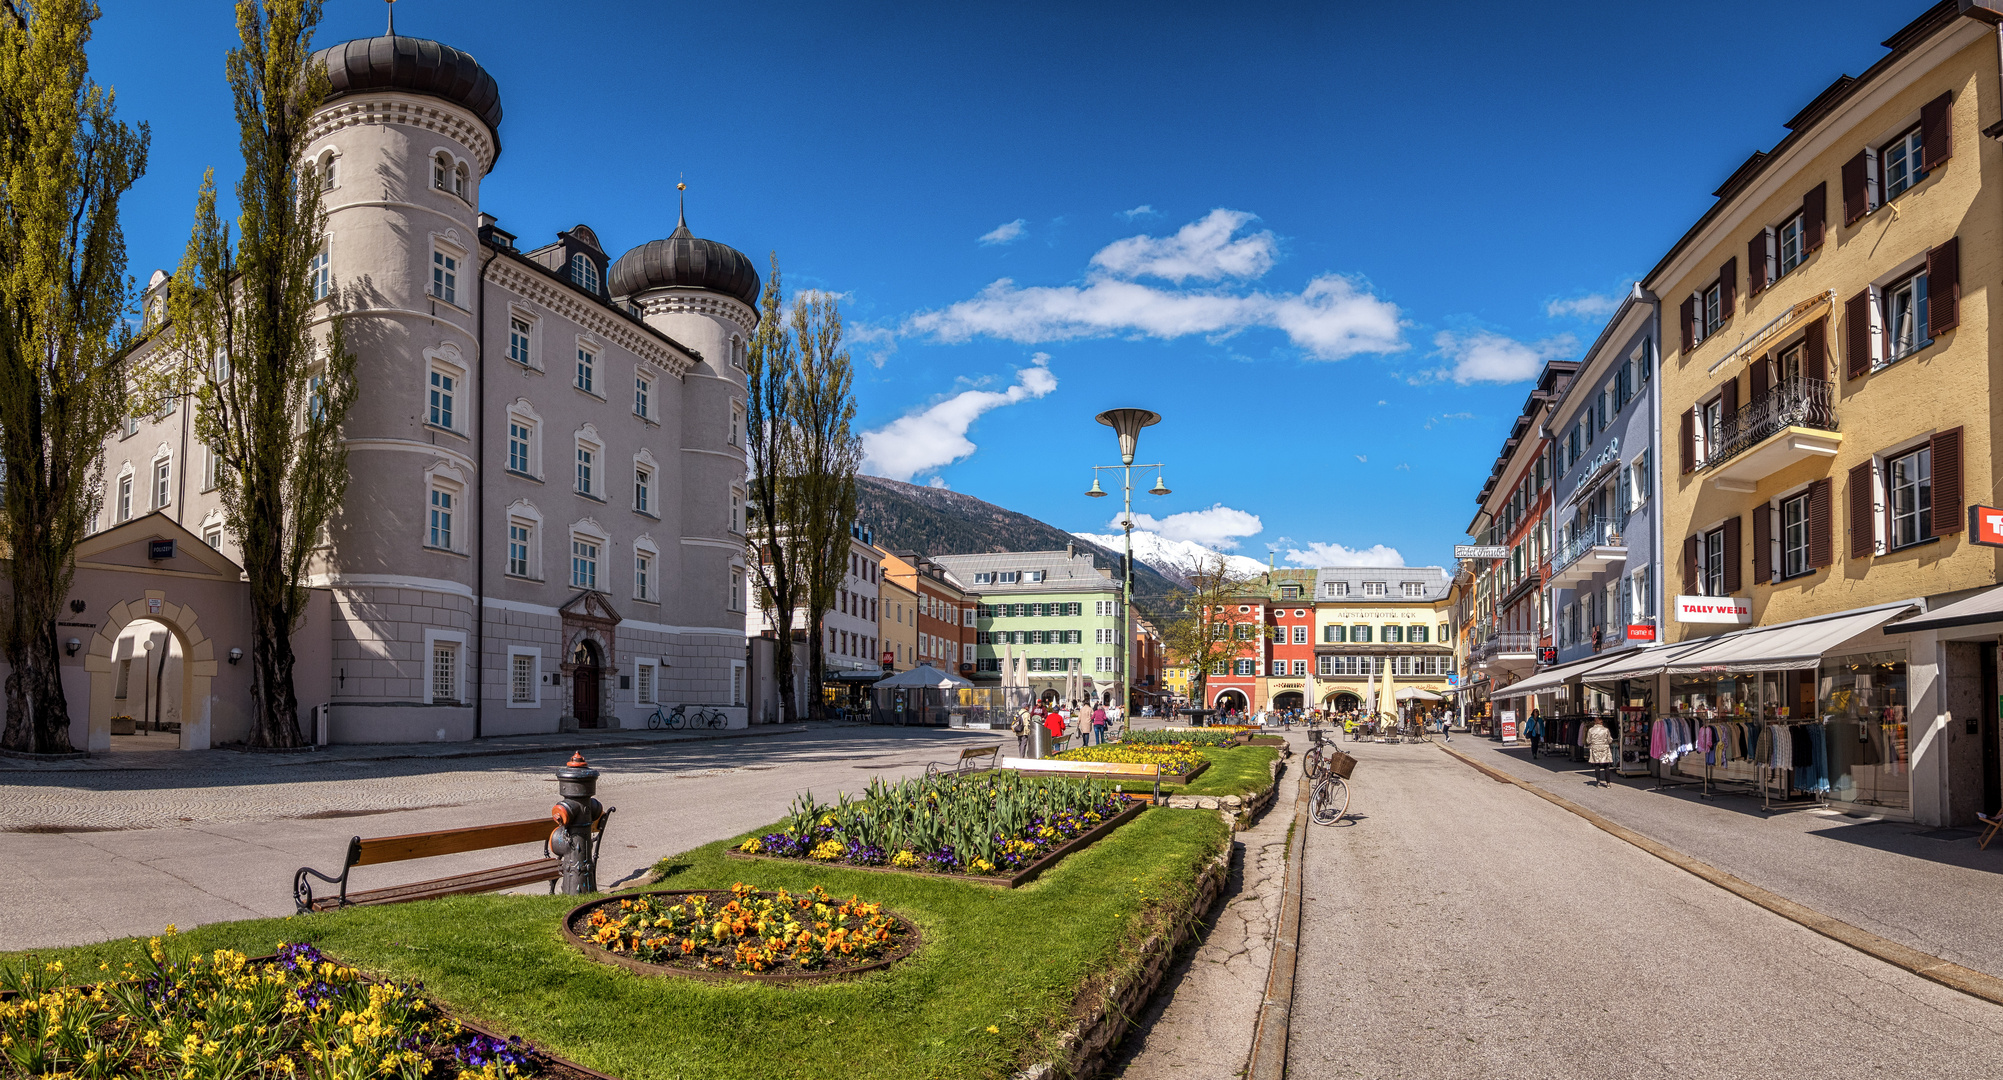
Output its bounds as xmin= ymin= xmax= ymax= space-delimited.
xmin=930 ymin=549 xmax=1122 ymax=704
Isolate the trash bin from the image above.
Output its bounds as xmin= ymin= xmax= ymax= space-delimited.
xmin=1030 ymin=723 xmax=1052 ymax=759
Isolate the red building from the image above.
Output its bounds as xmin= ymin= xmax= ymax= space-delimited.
xmin=1265 ymin=569 xmax=1318 ymax=712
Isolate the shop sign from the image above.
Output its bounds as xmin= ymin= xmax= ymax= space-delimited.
xmin=1627 ymin=624 xmax=1657 ymax=642
xmin=1499 ymin=708 xmax=1518 ymax=744
xmin=1454 ymin=545 xmax=1509 ymax=559
xmin=1970 ymin=504 xmax=2003 ymax=547
xmin=1578 ymin=437 xmax=1622 ymax=484
xmin=1674 ymin=595 xmax=1751 ymax=624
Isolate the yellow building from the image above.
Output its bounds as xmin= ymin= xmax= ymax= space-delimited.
xmin=877 ymin=575 xmax=918 ymax=673
xmin=1649 ymin=4 xmax=2003 ymax=824
xmin=1162 ymin=664 xmax=1192 ymax=702
xmin=1310 ymin=568 xmax=1455 ymax=713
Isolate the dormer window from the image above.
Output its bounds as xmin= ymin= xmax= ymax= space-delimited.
xmin=973 ymin=572 xmax=993 ymax=585
xmin=997 ymin=571 xmax=1020 ymax=584
xmin=570 ymin=253 xmax=599 ymax=294
xmin=1024 ymin=570 xmax=1045 ymax=583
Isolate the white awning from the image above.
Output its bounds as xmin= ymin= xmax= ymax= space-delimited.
xmin=1884 ymin=586 xmax=2003 ymax=635
xmin=1395 ymin=687 xmax=1443 ymax=701
xmin=1662 ymin=601 xmax=1917 ymax=675
xmin=1504 ymin=653 xmax=1620 ymax=697
xmin=1579 ymin=641 xmax=1711 ymax=681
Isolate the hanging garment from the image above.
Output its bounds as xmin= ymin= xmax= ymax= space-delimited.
xmin=1651 ymin=719 xmax=1667 ymax=760
xmin=1807 ymin=724 xmax=1829 ymax=793
xmin=1792 ymin=725 xmax=1814 ymax=770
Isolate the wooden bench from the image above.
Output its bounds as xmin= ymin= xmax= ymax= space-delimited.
xmin=292 ymin=813 xmax=612 ymax=913
xmin=926 ymin=744 xmax=1001 ymax=778
xmin=1001 ymin=756 xmax=1162 ymax=803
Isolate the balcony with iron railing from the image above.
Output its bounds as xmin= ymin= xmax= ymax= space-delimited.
xmin=1472 ymin=630 xmax=1536 ymax=661
xmin=1547 ymin=518 xmax=1626 ymax=588
xmin=1702 ymin=376 xmax=1841 ymax=491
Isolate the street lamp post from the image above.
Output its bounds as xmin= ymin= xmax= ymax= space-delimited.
xmin=1087 ymin=408 xmax=1170 ymax=737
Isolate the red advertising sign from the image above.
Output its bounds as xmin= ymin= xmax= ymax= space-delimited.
xmin=1627 ymin=624 xmax=1657 ymax=642
xmin=1971 ymin=505 xmax=2003 ymax=548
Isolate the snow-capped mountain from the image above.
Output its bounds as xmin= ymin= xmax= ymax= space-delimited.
xmin=1070 ymin=530 xmax=1268 ymax=584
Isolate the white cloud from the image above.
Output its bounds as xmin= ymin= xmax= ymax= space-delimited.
xmin=1278 ymin=542 xmax=1406 ymax=568
xmin=1546 ymin=293 xmax=1621 ymax=320
xmin=860 ymin=354 xmax=1057 ymax=482
xmin=1422 ymin=410 xmax=1475 ymax=430
xmin=1355 ymin=455 xmax=1367 ymax=463
xmin=1090 ymin=208 xmax=1275 ymax=283
xmin=1395 ymin=463 xmax=1410 ymax=471
xmin=1074 ymin=531 xmax=1267 ymax=578
xmin=1377 ymin=400 xmax=1388 ymax=406
xmin=979 ymin=219 xmax=1028 ymax=246
xmin=848 ymin=321 xmax=898 ymax=369
xmin=1122 ymin=504 xmax=1263 ymax=549
xmin=1432 ymin=329 xmax=1577 ymax=385
xmin=926 ymin=476 xmax=950 ymax=489
xmin=906 ymin=209 xmax=1406 ymax=362
xmin=1120 ymin=205 xmax=1158 ymax=220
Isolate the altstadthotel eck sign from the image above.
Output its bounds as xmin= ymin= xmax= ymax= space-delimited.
xmin=1674 ymin=595 xmax=1752 ymax=624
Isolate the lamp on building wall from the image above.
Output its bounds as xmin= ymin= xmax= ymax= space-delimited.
xmin=65 ymin=638 xmax=79 ymax=657
xmin=1086 ymin=408 xmax=1168 ymax=736
xmin=228 ymin=647 xmax=242 ymax=665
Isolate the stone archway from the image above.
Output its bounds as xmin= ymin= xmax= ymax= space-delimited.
xmin=81 ymin=590 xmax=218 ymax=750
xmin=1213 ymin=689 xmax=1248 ymax=715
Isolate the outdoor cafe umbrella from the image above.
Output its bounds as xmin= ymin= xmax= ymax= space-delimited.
xmin=1380 ymin=660 xmax=1398 ymax=721
xmin=873 ymin=663 xmax=974 ymax=690
xmin=1395 ymin=687 xmax=1443 ymax=701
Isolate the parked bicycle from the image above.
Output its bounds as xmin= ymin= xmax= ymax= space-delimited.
xmin=646 ymin=703 xmax=730 ymax=730
xmin=1307 ymin=728 xmax=1354 ymax=825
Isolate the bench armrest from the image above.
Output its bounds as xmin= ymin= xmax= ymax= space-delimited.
xmin=293 ymin=863 xmax=350 ymax=914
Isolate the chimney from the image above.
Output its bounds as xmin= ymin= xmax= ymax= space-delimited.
xmin=1066 ymin=541 xmax=1076 ymax=558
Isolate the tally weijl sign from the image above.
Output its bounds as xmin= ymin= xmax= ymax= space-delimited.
xmin=1674 ymin=595 xmax=1752 ymax=624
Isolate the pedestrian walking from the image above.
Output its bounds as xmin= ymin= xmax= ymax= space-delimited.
xmin=1585 ymin=715 xmax=1615 ymax=785
xmin=1090 ymin=704 xmax=1108 ymax=745
xmin=1043 ymin=705 xmax=1067 ymax=750
xmin=1011 ymin=708 xmax=1030 ymax=757
xmin=1525 ymin=709 xmax=1545 ymax=758
xmin=1439 ymin=709 xmax=1451 ymax=741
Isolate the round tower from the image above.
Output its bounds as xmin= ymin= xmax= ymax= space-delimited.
xmin=302 ymin=30 xmax=503 ymax=742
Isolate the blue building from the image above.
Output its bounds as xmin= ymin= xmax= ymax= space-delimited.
xmin=1544 ymin=287 xmax=1663 ymax=673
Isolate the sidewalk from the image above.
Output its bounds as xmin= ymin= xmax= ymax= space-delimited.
xmin=0 ymin=721 xmax=825 ymax=773
xmin=1460 ymin=738 xmax=2003 ymax=980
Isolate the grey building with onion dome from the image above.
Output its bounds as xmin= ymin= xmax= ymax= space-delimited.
xmin=107 ymin=29 xmax=756 ymax=742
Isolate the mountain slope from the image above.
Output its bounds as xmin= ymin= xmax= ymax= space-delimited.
xmin=855 ymin=476 xmax=1182 ymax=612
xmin=1070 ymin=530 xmax=1268 ymax=584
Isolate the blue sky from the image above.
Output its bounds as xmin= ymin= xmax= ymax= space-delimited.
xmin=93 ymin=0 xmax=1918 ymax=568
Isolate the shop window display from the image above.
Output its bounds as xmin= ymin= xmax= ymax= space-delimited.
xmin=1819 ymin=651 xmax=1910 ymax=811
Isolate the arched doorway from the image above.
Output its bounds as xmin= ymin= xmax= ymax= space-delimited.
xmin=1327 ymin=691 xmax=1360 ymax=713
xmin=571 ymin=639 xmax=603 ymax=729
xmin=1214 ymin=689 xmax=1248 ymax=715
xmin=108 ymin=619 xmax=186 ymax=748
xmin=83 ymin=591 xmax=220 ymax=751
xmin=1271 ymin=691 xmax=1304 ymax=712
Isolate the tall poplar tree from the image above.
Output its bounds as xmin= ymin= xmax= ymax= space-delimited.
xmin=743 ymin=256 xmax=806 ymax=722
xmin=790 ymin=292 xmax=860 ymax=719
xmin=163 ymin=0 xmax=355 ymax=747
xmin=0 ymin=0 xmax=148 ymax=754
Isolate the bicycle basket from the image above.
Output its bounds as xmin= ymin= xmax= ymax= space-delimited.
xmin=1326 ymin=750 xmax=1357 ymax=779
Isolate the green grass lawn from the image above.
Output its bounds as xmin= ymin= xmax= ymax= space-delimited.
xmin=1108 ymin=745 xmax=1280 ymax=799
xmin=4 ymin=809 xmax=1229 ymax=1080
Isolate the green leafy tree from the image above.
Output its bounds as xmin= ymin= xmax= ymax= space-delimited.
xmin=789 ymin=292 xmax=860 ymax=719
xmin=160 ymin=0 xmax=354 ymax=747
xmin=0 ymin=0 xmax=148 ymax=754
xmin=743 ymin=255 xmax=805 ymax=722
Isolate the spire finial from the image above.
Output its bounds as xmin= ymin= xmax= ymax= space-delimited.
xmin=677 ymin=178 xmax=686 ymax=228
xmin=386 ymin=0 xmax=395 ymax=36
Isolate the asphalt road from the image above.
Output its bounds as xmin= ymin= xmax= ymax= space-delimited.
xmin=1286 ymin=739 xmax=2003 ymax=1079
xmin=0 ymin=724 xmax=1007 ymax=951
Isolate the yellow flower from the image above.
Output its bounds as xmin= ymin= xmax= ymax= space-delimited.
xmin=986 ymin=1025 xmax=1000 ymax=1034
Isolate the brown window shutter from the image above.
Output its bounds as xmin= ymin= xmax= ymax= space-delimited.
xmin=1803 ymin=318 xmax=1828 ymax=382
xmin=1679 ymin=295 xmax=1695 ymax=354
xmin=1844 ymin=289 xmax=1871 ymax=379
xmin=1750 ymin=358 xmax=1770 ymax=403
xmin=1927 ymin=236 xmax=1959 ymax=337
xmin=1722 ymin=516 xmax=1742 ymax=594
xmin=1841 ymin=151 xmax=1868 ymax=224
xmin=1808 ymin=477 xmax=1833 ymax=569
xmin=1748 ymin=230 xmax=1770 ymax=295
xmin=1931 ymin=426 xmax=1964 ymax=535
xmin=1680 ymin=408 xmax=1694 ymax=474
xmin=1753 ymin=502 xmax=1772 ymax=583
xmin=1683 ymin=535 xmax=1700 ymax=595
xmin=1719 ymin=258 xmax=1737 ymax=321
xmin=1719 ymin=374 xmax=1738 ymax=418
xmin=1921 ymin=90 xmax=1952 ymax=171
xmin=1802 ymin=183 xmax=1827 ymax=251
xmin=1848 ymin=460 xmax=1874 ymax=557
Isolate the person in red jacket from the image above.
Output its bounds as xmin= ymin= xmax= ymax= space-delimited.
xmin=1043 ymin=705 xmax=1067 ymax=747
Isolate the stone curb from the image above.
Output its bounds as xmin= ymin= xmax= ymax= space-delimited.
xmin=0 ymin=724 xmax=813 ymax=773
xmin=1244 ymin=757 xmax=1308 ymax=1080
xmin=1436 ymin=742 xmax=2003 ymax=1009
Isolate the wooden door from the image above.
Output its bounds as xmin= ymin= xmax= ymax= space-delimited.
xmin=574 ymin=664 xmax=600 ymax=727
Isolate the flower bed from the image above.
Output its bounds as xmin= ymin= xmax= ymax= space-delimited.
xmin=0 ymin=933 xmax=604 ymax=1080
xmin=1051 ymin=744 xmax=1203 ymax=774
xmin=731 ymin=772 xmax=1136 ymax=884
xmin=1115 ymin=729 xmax=1241 ymax=749
xmin=565 ymin=884 xmax=918 ymax=983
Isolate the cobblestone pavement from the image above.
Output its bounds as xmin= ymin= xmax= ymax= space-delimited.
xmin=0 ymin=725 xmax=1004 ymax=950
xmin=1112 ymin=731 xmax=1297 ymax=1079
xmin=1287 ymin=739 xmax=2003 ymax=1079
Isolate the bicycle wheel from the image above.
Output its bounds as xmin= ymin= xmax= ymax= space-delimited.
xmin=709 ymin=710 xmax=728 ymax=729
xmin=647 ymin=710 xmax=663 ymax=730
xmin=668 ymin=709 xmax=688 ymax=730
xmin=1311 ymin=775 xmax=1350 ymax=825
xmin=1302 ymin=746 xmax=1327 ymax=781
